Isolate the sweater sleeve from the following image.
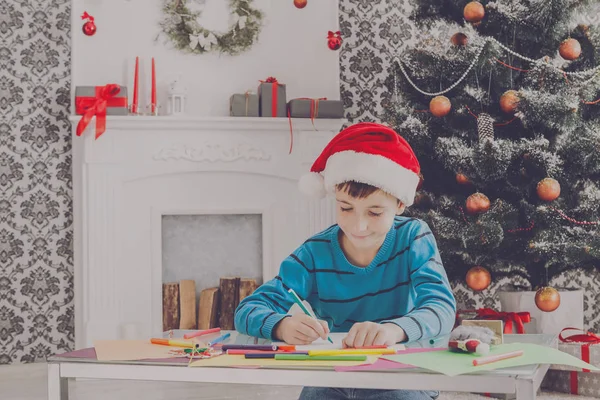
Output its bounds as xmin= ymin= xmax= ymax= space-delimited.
xmin=381 ymin=220 xmax=457 ymax=342
xmin=234 ymin=244 xmax=315 ymax=340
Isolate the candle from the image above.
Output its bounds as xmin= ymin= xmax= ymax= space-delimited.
xmin=132 ymin=56 xmax=139 ymax=114
xmin=151 ymin=57 xmax=156 ymax=114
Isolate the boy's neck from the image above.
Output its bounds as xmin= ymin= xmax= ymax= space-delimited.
xmin=338 ymin=231 xmax=383 ymax=268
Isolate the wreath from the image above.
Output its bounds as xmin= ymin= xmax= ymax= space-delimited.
xmin=160 ymin=0 xmax=263 ymax=56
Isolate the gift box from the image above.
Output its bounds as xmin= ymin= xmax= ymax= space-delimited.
xmin=287 ymin=98 xmax=344 ymax=119
xmin=74 ymin=84 xmax=128 ymax=139
xmin=258 ymin=77 xmax=286 ymax=117
xmin=455 ymin=308 xmax=531 ymax=335
xmin=498 ymin=289 xmax=583 ymax=335
xmin=542 ymin=369 xmax=600 ymax=396
xmin=230 ymin=92 xmax=259 ymax=117
xmin=550 ymin=328 xmax=600 ymax=372
xmin=75 ymin=85 xmax=128 ymax=116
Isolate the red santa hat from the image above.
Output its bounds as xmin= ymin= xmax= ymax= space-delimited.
xmin=298 ymin=122 xmax=421 ymax=206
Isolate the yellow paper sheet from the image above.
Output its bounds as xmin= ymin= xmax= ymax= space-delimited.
xmin=190 ymin=354 xmax=377 ymax=368
xmin=94 ymin=340 xmax=181 ymax=361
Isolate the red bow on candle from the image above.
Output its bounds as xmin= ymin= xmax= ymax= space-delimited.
xmin=76 ymin=84 xmax=127 ymax=139
xmin=457 ymin=308 xmax=531 ymax=334
xmin=560 ymin=328 xmax=600 ymax=377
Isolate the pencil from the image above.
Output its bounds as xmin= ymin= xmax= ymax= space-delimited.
xmin=472 ymin=350 xmax=524 ymax=366
xmin=287 ymin=288 xmax=333 ymax=343
xmin=274 ymin=354 xmax=367 ymax=361
xmin=183 ymin=327 xmax=221 ymax=339
xmin=208 ymin=332 xmax=231 ymax=346
xmin=308 ymin=348 xmax=396 ymax=356
xmin=221 ymin=344 xmax=277 ymax=351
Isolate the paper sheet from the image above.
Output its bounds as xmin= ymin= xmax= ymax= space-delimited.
xmin=335 ymin=347 xmax=445 ymax=372
xmin=190 ymin=354 xmax=377 ymax=368
xmin=382 ymin=343 xmax=600 ymax=377
xmin=94 ymin=340 xmax=180 ymax=361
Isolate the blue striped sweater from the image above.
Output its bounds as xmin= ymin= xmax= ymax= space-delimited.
xmin=234 ymin=217 xmax=457 ymax=342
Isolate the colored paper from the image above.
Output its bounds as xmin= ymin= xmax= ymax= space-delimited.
xmin=335 ymin=347 xmax=445 ymax=372
xmin=190 ymin=354 xmax=377 ymax=368
xmin=94 ymin=340 xmax=179 ymax=361
xmin=382 ymin=343 xmax=600 ymax=377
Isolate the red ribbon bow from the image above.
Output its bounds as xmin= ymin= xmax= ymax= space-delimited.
xmin=458 ymin=308 xmax=531 ymax=334
xmin=76 ymin=84 xmax=127 ymax=139
xmin=328 ymin=31 xmax=341 ymax=38
xmin=81 ymin=11 xmax=94 ymax=22
xmin=560 ymin=327 xmax=600 ymax=375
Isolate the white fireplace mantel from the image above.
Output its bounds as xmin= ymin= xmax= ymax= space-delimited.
xmin=71 ymin=116 xmax=344 ymax=349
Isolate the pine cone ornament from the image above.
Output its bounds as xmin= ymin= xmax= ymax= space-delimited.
xmin=477 ymin=113 xmax=494 ymax=143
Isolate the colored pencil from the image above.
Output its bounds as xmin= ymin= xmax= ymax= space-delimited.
xmin=221 ymin=344 xmax=277 ymax=351
xmin=245 ymin=352 xmax=309 ymax=359
xmin=208 ymin=332 xmax=231 ymax=346
xmin=473 ymin=350 xmax=524 ymax=366
xmin=308 ymin=348 xmax=395 ymax=356
xmin=274 ymin=354 xmax=367 ymax=361
xmin=228 ymin=349 xmax=308 ymax=355
xmin=287 ymin=288 xmax=333 ymax=343
xmin=150 ymin=338 xmax=195 ymax=348
xmin=183 ymin=327 xmax=221 ymax=339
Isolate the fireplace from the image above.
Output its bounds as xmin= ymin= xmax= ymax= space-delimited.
xmin=71 ymin=116 xmax=344 ymax=348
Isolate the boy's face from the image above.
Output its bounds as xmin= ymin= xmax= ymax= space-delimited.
xmin=335 ymin=187 xmax=405 ymax=251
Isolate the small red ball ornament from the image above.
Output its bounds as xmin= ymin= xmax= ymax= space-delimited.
xmin=537 ymin=178 xmax=561 ymax=202
xmin=327 ymin=31 xmax=342 ymax=51
xmin=429 ymin=96 xmax=451 ymax=117
xmin=294 ymin=0 xmax=307 ymax=9
xmin=81 ymin=11 xmax=96 ymax=36
xmin=500 ymin=90 xmax=520 ymax=114
xmin=559 ymin=38 xmax=581 ymax=60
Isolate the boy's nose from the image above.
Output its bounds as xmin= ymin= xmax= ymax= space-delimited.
xmin=356 ymin=218 xmax=368 ymax=232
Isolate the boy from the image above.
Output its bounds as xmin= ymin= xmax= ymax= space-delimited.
xmin=234 ymin=122 xmax=456 ymax=400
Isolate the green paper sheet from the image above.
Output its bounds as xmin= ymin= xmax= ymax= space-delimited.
xmin=382 ymin=343 xmax=600 ymax=377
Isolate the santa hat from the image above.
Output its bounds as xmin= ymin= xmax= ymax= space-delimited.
xmin=298 ymin=122 xmax=421 ymax=206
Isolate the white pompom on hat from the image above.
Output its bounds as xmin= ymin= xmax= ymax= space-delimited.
xmin=298 ymin=122 xmax=421 ymax=206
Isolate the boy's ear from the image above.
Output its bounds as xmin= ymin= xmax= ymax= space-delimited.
xmin=396 ymin=202 xmax=406 ymax=215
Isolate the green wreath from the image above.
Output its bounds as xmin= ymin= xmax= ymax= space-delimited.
xmin=160 ymin=0 xmax=263 ymax=56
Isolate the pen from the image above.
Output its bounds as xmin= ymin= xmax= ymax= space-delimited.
xmin=472 ymin=350 xmax=524 ymax=366
xmin=287 ymin=288 xmax=333 ymax=343
xmin=221 ymin=344 xmax=277 ymax=351
xmin=308 ymin=348 xmax=395 ymax=356
xmin=208 ymin=332 xmax=231 ymax=346
xmin=244 ymin=352 xmax=309 ymax=359
xmin=274 ymin=354 xmax=367 ymax=361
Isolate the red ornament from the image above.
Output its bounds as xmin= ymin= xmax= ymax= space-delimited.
xmin=535 ymin=287 xmax=561 ymax=312
xmin=429 ymin=96 xmax=451 ymax=117
xmin=537 ymin=178 xmax=560 ymax=202
xmin=466 ymin=266 xmax=491 ymax=291
xmin=456 ymin=173 xmax=471 ymax=185
xmin=559 ymin=38 xmax=581 ymax=60
xmin=293 ymin=0 xmax=307 ymax=8
xmin=463 ymin=1 xmax=485 ymax=23
xmin=466 ymin=192 xmax=490 ymax=214
xmin=81 ymin=11 xmax=96 ymax=36
xmin=327 ymin=31 xmax=342 ymax=51
xmin=451 ymin=33 xmax=468 ymax=46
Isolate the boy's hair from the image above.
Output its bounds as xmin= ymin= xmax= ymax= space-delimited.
xmin=336 ymin=181 xmax=382 ymax=199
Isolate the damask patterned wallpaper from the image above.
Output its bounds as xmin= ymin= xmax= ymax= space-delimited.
xmin=338 ymin=0 xmax=600 ymax=332
xmin=0 ymin=0 xmax=73 ymax=364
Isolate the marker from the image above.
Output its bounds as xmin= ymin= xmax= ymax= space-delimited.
xmin=472 ymin=350 xmax=524 ymax=366
xmin=208 ymin=332 xmax=231 ymax=346
xmin=244 ymin=352 xmax=309 ymax=359
xmin=308 ymin=348 xmax=396 ymax=356
xmin=183 ymin=327 xmax=221 ymax=339
xmin=221 ymin=344 xmax=277 ymax=351
xmin=228 ymin=349 xmax=306 ymax=355
xmin=150 ymin=338 xmax=196 ymax=348
xmin=274 ymin=354 xmax=367 ymax=361
xmin=287 ymin=288 xmax=333 ymax=343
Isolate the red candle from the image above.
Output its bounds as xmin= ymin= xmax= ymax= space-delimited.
xmin=132 ymin=56 xmax=139 ymax=113
xmin=151 ymin=57 xmax=156 ymax=114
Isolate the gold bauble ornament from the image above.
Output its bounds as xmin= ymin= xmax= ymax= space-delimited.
xmin=535 ymin=286 xmax=561 ymax=312
xmin=429 ymin=96 xmax=451 ymax=117
xmin=559 ymin=38 xmax=581 ymax=60
xmin=466 ymin=266 xmax=491 ymax=291
xmin=466 ymin=192 xmax=490 ymax=214
xmin=463 ymin=1 xmax=485 ymax=23
xmin=500 ymin=90 xmax=520 ymax=114
xmin=537 ymin=178 xmax=561 ymax=202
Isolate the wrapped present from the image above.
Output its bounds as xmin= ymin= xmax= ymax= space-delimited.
xmin=550 ymin=328 xmax=600 ymax=372
xmin=456 ymin=308 xmax=531 ymax=334
xmin=230 ymin=92 xmax=259 ymax=117
xmin=542 ymin=369 xmax=600 ymax=396
xmin=498 ymin=289 xmax=584 ymax=335
xmin=258 ymin=77 xmax=286 ymax=117
xmin=287 ymin=98 xmax=344 ymax=119
xmin=75 ymin=84 xmax=128 ymax=139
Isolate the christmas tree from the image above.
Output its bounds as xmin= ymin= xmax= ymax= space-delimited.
xmin=385 ymin=0 xmax=600 ymax=304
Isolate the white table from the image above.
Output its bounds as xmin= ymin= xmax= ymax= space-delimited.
xmin=46 ymin=332 xmax=556 ymax=400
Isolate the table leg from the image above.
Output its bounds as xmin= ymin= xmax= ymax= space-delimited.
xmin=515 ymin=378 xmax=536 ymax=400
xmin=47 ymin=363 xmax=69 ymax=400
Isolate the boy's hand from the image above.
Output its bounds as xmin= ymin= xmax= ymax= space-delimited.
xmin=343 ymin=322 xmax=406 ymax=348
xmin=273 ymin=314 xmax=330 ymax=345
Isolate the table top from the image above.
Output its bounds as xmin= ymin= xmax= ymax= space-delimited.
xmin=47 ymin=330 xmax=557 ymax=377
